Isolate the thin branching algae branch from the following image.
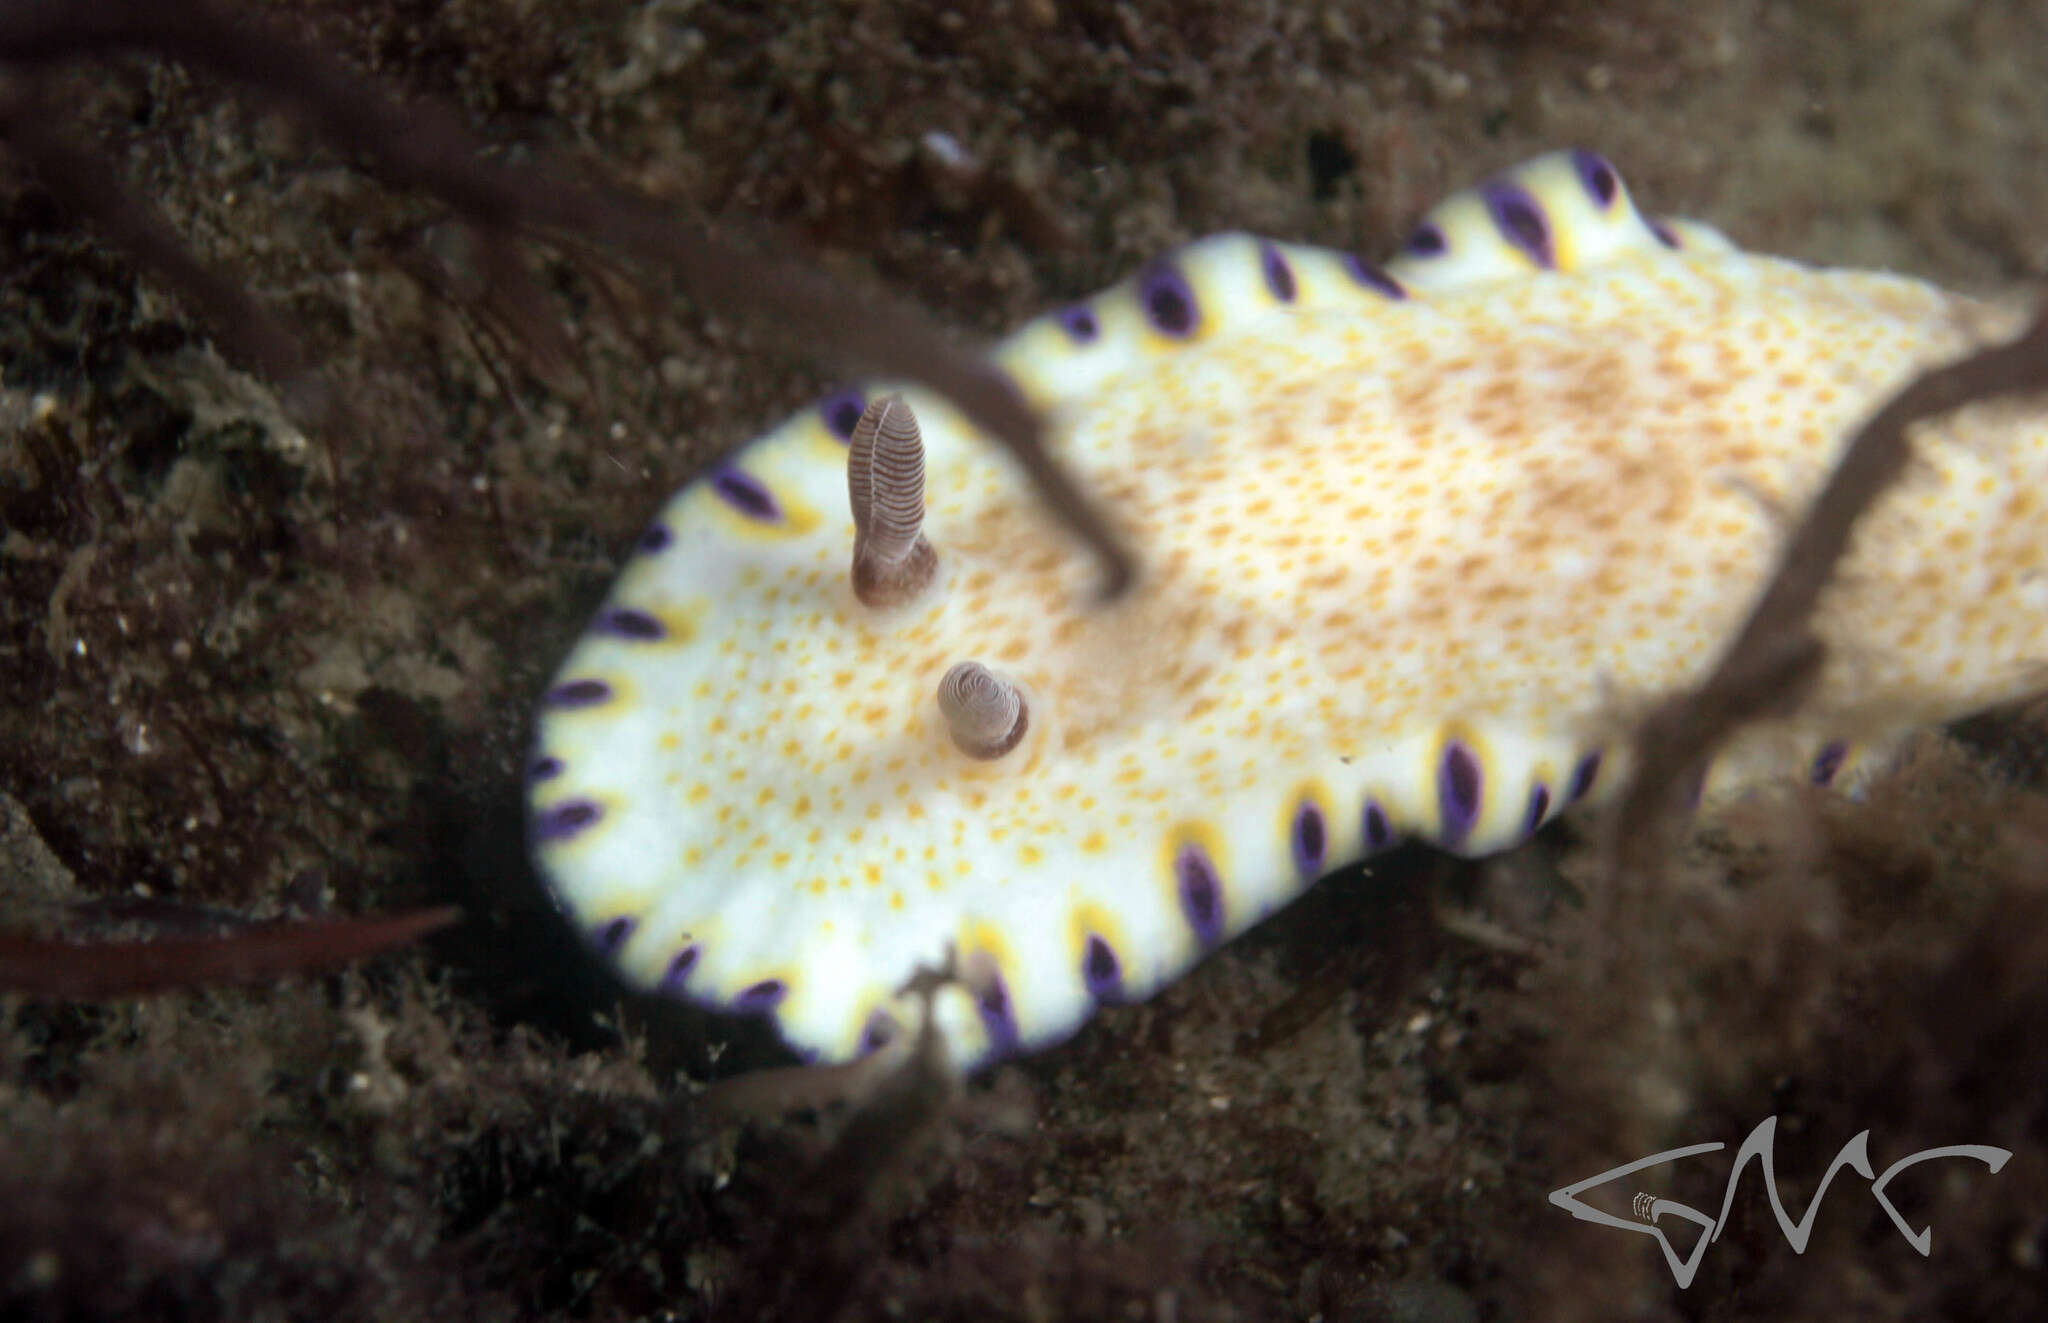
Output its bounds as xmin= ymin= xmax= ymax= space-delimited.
xmin=0 ymin=0 xmax=1131 ymax=591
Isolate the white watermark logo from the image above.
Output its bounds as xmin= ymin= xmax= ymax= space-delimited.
xmin=1548 ymin=1116 xmax=2010 ymax=1288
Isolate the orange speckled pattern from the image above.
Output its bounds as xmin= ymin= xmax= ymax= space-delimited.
xmin=529 ymin=150 xmax=2048 ymax=1069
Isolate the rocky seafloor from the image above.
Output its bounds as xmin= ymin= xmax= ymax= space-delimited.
xmin=4 ymin=1 xmax=2047 ymax=1318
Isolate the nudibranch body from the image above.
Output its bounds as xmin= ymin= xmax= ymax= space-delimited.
xmin=530 ymin=151 xmax=2048 ymax=1070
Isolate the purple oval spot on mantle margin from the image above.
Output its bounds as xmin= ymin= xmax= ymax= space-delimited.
xmin=1258 ymin=241 xmax=1297 ymax=303
xmin=1404 ymin=221 xmax=1447 ymax=258
xmin=1082 ymin=935 xmax=1124 ymax=1002
xmin=1812 ymin=741 xmax=1849 ymax=787
xmin=1176 ymin=844 xmax=1226 ymax=945
xmin=529 ymin=755 xmax=564 ymax=782
xmin=734 ymin=979 xmax=787 ymax=1013
xmin=819 ymin=388 xmax=867 ymax=442
xmin=1363 ymin=799 xmax=1394 ymax=853
xmin=1342 ymin=253 xmax=1406 ymax=299
xmin=636 ymin=522 xmax=673 ymax=555
xmin=660 ymin=945 xmax=700 ymax=993
xmin=534 ymin=798 xmax=602 ymax=844
xmin=1056 ymin=303 xmax=1100 ymax=343
xmin=1438 ymin=742 xmax=1483 ymax=849
xmin=1521 ymin=783 xmax=1552 ymax=838
xmin=710 ymin=465 xmax=781 ymax=521
xmin=976 ymin=971 xmax=1020 ymax=1057
xmin=545 ymin=678 xmax=613 ymax=709
xmin=1567 ymin=752 xmax=1602 ymax=803
xmin=1292 ymin=800 xmax=1327 ymax=878
xmin=1138 ymin=259 xmax=1200 ymax=338
xmin=1572 ymin=147 xmax=1620 ymax=208
xmin=1480 ymin=178 xmax=1554 ymax=269
xmin=593 ymin=914 xmax=635 ymax=954
xmin=858 ymin=1009 xmax=899 ymax=1057
xmin=596 ymin=607 xmax=665 ymax=641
